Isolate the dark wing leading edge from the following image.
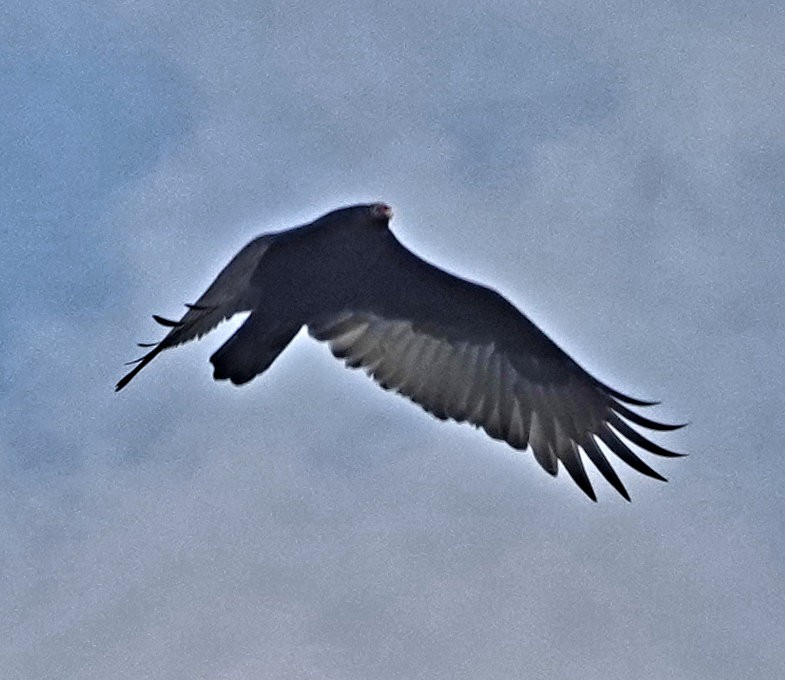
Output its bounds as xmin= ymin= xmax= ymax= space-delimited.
xmin=308 ymin=251 xmax=683 ymax=501
xmin=115 ymin=234 xmax=275 ymax=391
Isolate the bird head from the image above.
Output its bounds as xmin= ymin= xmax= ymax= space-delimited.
xmin=370 ymin=202 xmax=393 ymax=222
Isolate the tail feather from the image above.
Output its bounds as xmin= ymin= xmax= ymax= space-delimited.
xmin=211 ymin=315 xmax=300 ymax=385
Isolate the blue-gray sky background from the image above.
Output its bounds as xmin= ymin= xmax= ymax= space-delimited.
xmin=2 ymin=2 xmax=784 ymax=678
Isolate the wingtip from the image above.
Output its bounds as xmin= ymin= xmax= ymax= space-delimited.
xmin=152 ymin=314 xmax=183 ymax=328
xmin=657 ymin=420 xmax=689 ymax=432
xmin=614 ymin=483 xmax=632 ymax=503
xmin=595 ymin=379 xmax=660 ymax=407
xmin=612 ymin=401 xmax=687 ymax=432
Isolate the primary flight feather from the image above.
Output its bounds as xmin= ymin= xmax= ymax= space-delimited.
xmin=117 ymin=203 xmax=684 ymax=500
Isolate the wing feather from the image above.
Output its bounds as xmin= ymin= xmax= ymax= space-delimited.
xmin=482 ymin=353 xmax=506 ymax=441
xmin=581 ymin=434 xmax=631 ymax=501
xmin=465 ymin=344 xmax=494 ymax=425
xmin=451 ymin=343 xmax=483 ymax=421
xmin=424 ymin=341 xmax=461 ymax=420
xmin=507 ymin=396 xmax=530 ymax=450
xmin=309 ymin=309 xmax=681 ymax=500
xmin=439 ymin=342 xmax=475 ymax=420
xmin=116 ymin=235 xmax=274 ymax=391
xmin=559 ymin=441 xmax=596 ymax=502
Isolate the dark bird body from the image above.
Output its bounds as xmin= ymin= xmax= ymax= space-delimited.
xmin=118 ymin=203 xmax=683 ymax=500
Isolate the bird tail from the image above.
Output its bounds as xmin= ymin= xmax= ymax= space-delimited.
xmin=210 ymin=314 xmax=300 ymax=385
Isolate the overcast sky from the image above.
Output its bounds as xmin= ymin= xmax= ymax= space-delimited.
xmin=2 ymin=2 xmax=784 ymax=678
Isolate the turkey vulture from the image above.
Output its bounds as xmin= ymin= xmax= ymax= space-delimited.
xmin=117 ymin=203 xmax=683 ymax=500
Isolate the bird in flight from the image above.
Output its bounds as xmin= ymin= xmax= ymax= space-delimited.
xmin=117 ymin=203 xmax=683 ymax=500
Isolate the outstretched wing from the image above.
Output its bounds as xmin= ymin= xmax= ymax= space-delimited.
xmin=307 ymin=250 xmax=683 ymax=501
xmin=115 ymin=234 xmax=274 ymax=391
